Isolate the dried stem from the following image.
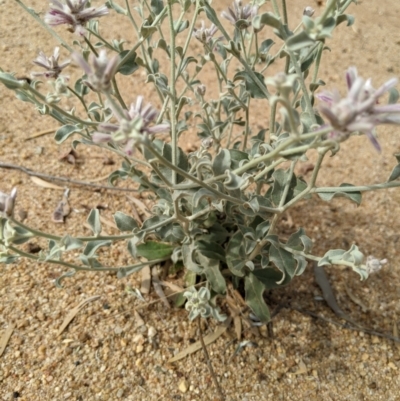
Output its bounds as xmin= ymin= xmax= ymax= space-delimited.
xmin=197 ymin=317 xmax=225 ymax=401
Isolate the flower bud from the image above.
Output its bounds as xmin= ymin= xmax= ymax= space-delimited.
xmin=303 ymin=6 xmax=315 ymax=17
xmin=0 ymin=188 xmax=17 ymax=217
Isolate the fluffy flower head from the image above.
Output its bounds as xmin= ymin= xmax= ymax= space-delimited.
xmin=221 ymin=0 xmax=258 ymax=30
xmin=32 ymin=47 xmax=70 ymax=79
xmin=317 ymin=67 xmax=400 ymax=151
xmin=45 ymin=0 xmax=108 ymax=35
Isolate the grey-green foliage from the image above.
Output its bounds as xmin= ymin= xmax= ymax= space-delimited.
xmin=0 ymin=0 xmax=398 ymax=323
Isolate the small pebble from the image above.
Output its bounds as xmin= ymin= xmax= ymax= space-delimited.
xmin=178 ymin=379 xmax=189 ymax=393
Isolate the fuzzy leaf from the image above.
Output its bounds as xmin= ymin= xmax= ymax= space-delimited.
xmin=251 ymin=267 xmax=292 ymax=289
xmin=286 ymin=31 xmax=315 ymax=51
xmin=245 ymin=275 xmax=270 ymax=323
xmin=54 ymin=125 xmax=78 ymax=144
xmin=83 ymin=240 xmax=112 ymax=257
xmin=113 ymin=211 xmax=138 ymax=232
xmin=233 ymin=71 xmax=268 ymax=99
xmin=197 ymin=254 xmax=226 ymax=294
xmin=150 ymin=0 xmax=164 ymax=15
xmin=136 ymin=241 xmax=174 ymax=260
xmin=388 ymin=163 xmax=400 ymax=182
xmin=118 ymin=50 xmax=138 ymax=75
xmin=269 ymin=242 xmax=297 ymax=283
xmin=87 ymin=209 xmax=102 ymax=236
xmin=317 ymin=183 xmax=362 ymax=205
xmin=213 ymin=149 xmax=231 ymax=176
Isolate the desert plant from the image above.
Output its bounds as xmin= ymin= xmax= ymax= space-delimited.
xmin=1 ymin=0 xmax=399 ymax=325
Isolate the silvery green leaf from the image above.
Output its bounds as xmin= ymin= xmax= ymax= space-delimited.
xmin=286 ymin=228 xmax=313 ymax=253
xmin=270 ymin=169 xmax=296 ymax=206
xmin=253 ymin=12 xmax=281 ymax=30
xmin=61 ymin=235 xmax=84 ymax=251
xmin=117 ymin=50 xmax=138 ymax=76
xmin=233 ymin=71 xmax=268 ymax=99
xmin=80 ymin=254 xmax=103 ymax=267
xmin=224 ymin=170 xmax=244 ymax=191
xmin=193 ymin=188 xmax=218 ymax=208
xmin=286 ymin=31 xmax=315 ymax=51
xmin=174 ymin=19 xmax=189 ymax=34
xmin=341 ymin=244 xmax=364 ymax=266
xmin=117 ymin=263 xmax=149 ymax=278
xmin=113 ymin=211 xmax=138 ymax=232
xmin=151 ymin=0 xmax=164 ymax=15
xmin=269 ymin=243 xmax=296 ymax=284
xmin=388 ymin=88 xmax=399 ymax=105
xmin=293 ymin=254 xmax=307 ymax=276
xmin=16 ymin=91 xmax=34 ymax=103
xmin=213 ymin=149 xmax=231 ymax=176
xmin=319 ymin=17 xmax=336 ymax=38
xmin=196 ymin=240 xmax=226 ymax=262
xmin=55 ymin=270 xmax=76 ymax=288
xmin=83 ymin=240 xmax=112 ymax=257
xmin=245 ymin=275 xmax=270 ymax=323
xmin=255 ymin=221 xmax=270 ymax=239
xmin=0 ymin=72 xmax=23 ymax=90
xmin=226 ymin=231 xmax=246 ymax=277
xmin=259 ymin=39 xmax=275 ymax=55
xmin=127 ymin=237 xmax=138 ymax=258
xmin=0 ymin=254 xmax=19 ymax=264
xmin=197 ymin=254 xmax=226 ymax=294
xmin=388 ymin=163 xmax=400 ymax=182
xmin=318 ymin=249 xmax=346 ymax=267
xmin=182 ymin=243 xmax=203 ymax=273
xmin=251 ymin=267 xmax=292 ymax=289
xmin=317 ymin=183 xmax=362 ymax=205
xmin=136 ymin=241 xmax=174 ymax=260
xmin=140 ymin=22 xmax=157 ymax=39
xmin=87 ymin=208 xmax=102 ymax=236
xmin=54 ymin=125 xmax=78 ymax=144
xmin=335 ymin=14 xmax=354 ymax=27
xmin=156 ymin=38 xmax=170 ymax=55
xmin=74 ymin=77 xmax=89 ymax=96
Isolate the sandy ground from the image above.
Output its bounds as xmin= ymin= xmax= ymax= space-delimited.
xmin=1 ymin=0 xmax=400 ymax=400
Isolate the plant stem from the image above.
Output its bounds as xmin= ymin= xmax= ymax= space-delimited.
xmin=197 ymin=317 xmax=225 ymax=401
xmin=14 ymin=0 xmax=73 ymax=52
xmin=167 ymin=0 xmax=178 ymax=185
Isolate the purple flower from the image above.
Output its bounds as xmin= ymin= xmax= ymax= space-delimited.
xmin=72 ymin=50 xmax=119 ymax=92
xmin=45 ymin=0 xmax=108 ymax=36
xmin=193 ymin=21 xmax=223 ymax=45
xmin=0 ymin=188 xmax=17 ymax=217
xmin=32 ymin=47 xmax=70 ymax=79
xmin=221 ymin=0 xmax=258 ymax=30
xmin=93 ymin=96 xmax=170 ymax=155
xmin=317 ymin=67 xmax=400 ymax=151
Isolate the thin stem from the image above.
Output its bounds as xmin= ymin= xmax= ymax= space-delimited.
xmin=311 ymin=181 xmax=400 ymax=194
xmin=14 ymin=0 xmax=73 ymax=52
xmin=22 ymin=83 xmax=97 ymax=126
xmin=67 ymin=86 xmax=89 ymax=113
xmin=142 ymin=142 xmax=258 ymax=207
xmin=83 ymin=36 xmax=99 ymax=57
xmin=0 ymin=162 xmax=144 ymax=191
xmin=268 ymin=160 xmax=296 ymax=234
xmin=287 ymin=49 xmax=316 ymax=125
xmin=281 ymin=0 xmax=288 ymax=25
xmin=8 ymin=244 xmax=167 ymax=273
xmin=197 ymin=318 xmax=225 ymax=401
xmin=270 ymin=0 xmax=281 ymax=17
xmin=167 ymin=0 xmax=178 ymax=185
xmin=86 ymin=28 xmax=115 ymax=51
xmin=112 ymin=77 xmax=127 ymax=110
